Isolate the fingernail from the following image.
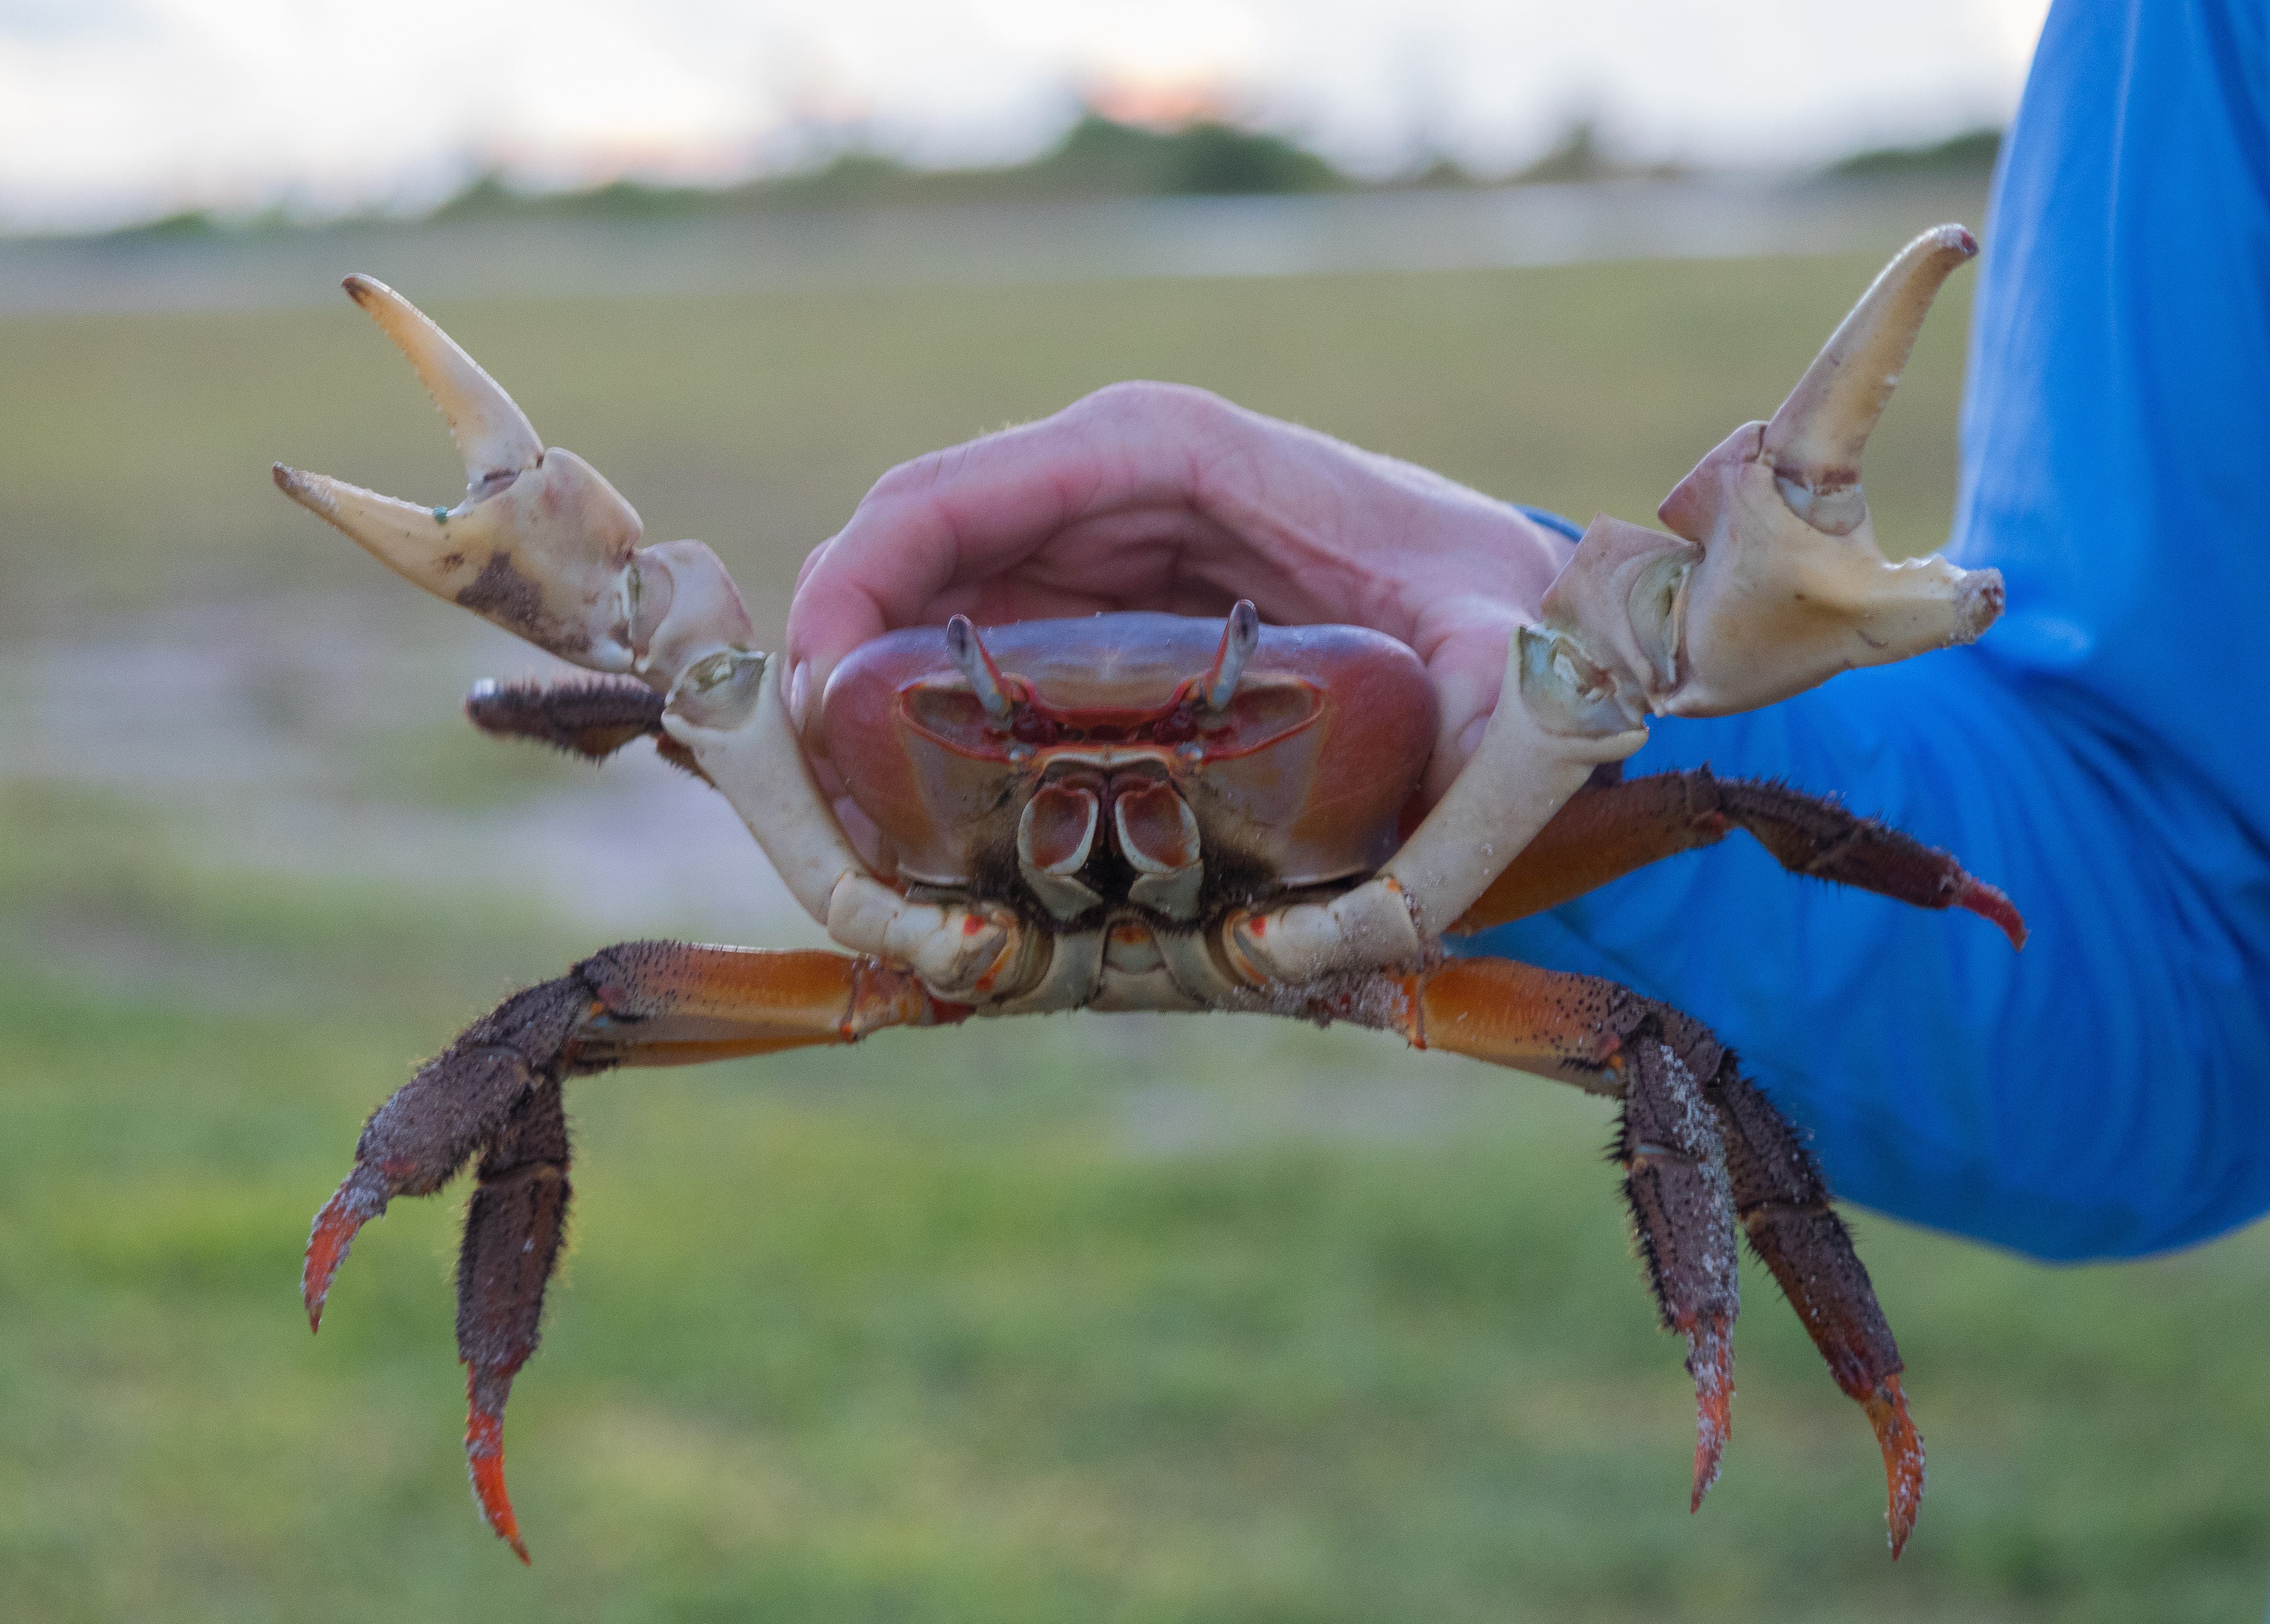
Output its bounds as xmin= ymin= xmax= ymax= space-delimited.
xmin=788 ymin=661 xmax=809 ymax=732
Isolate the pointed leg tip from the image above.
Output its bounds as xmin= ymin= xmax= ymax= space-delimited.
xmin=1954 ymin=877 xmax=2027 ymax=951
xmin=1683 ymin=1315 xmax=1735 ymax=1512
xmin=467 ymin=1390 xmax=531 ymax=1564
xmin=303 ymin=1172 xmax=385 ymax=1332
xmin=1863 ymin=1375 xmax=1924 ymax=1558
xmin=301 ymin=1214 xmax=353 ymax=1329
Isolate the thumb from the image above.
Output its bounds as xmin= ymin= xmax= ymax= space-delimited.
xmin=1409 ymin=598 xmax=1527 ymax=808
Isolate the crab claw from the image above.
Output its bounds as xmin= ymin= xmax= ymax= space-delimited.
xmin=273 ymin=273 xmax=641 ymax=668
xmin=1543 ymin=225 xmax=2001 ymax=720
xmin=274 ymin=275 xmax=753 ymax=684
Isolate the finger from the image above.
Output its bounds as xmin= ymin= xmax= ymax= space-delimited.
xmin=1405 ymin=596 xmax=1525 ymax=805
xmin=785 ymin=383 xmax=1239 ymax=730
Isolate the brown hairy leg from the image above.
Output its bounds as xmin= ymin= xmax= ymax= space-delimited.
xmin=1308 ymin=956 xmax=1921 ymax=1553
xmin=303 ymin=943 xmax=957 ymax=1560
xmin=1709 ymin=1066 xmax=1921 ymax=1555
xmin=464 ymin=676 xmax=707 ymax=781
xmin=1452 ymin=767 xmax=2025 ymax=948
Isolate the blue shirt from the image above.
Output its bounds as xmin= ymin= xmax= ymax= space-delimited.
xmin=1475 ymin=0 xmax=2270 ymax=1261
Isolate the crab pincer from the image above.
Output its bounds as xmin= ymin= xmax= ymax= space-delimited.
xmin=1539 ymin=225 xmax=2000 ymax=723
xmin=273 ymin=275 xmax=757 ymax=693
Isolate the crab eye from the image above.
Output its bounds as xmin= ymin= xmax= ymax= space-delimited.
xmin=1197 ymin=600 xmax=1261 ymax=710
xmin=1150 ymin=705 xmax=1198 ymax=745
xmin=1200 ymin=683 xmax=1316 ymax=747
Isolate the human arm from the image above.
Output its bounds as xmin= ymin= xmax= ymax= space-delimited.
xmin=1481 ymin=0 xmax=2270 ymax=1259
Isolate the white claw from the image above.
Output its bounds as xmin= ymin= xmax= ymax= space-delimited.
xmin=272 ymin=451 xmax=645 ymax=670
xmin=1758 ymin=224 xmax=1978 ymax=537
xmin=275 ymin=274 xmax=758 ymax=685
xmin=341 ymin=274 xmax=543 ymax=493
xmin=1538 ymin=225 xmax=2001 ymax=720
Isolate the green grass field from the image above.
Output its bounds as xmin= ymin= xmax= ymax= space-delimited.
xmin=6 ymin=249 xmax=2269 ymax=1621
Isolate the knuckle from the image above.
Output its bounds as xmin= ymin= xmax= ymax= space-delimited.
xmin=1072 ymin=378 xmax=1225 ymax=429
xmin=864 ymin=449 xmax=952 ymax=504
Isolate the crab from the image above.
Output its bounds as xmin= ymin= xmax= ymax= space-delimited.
xmin=275 ymin=225 xmax=2021 ymax=1565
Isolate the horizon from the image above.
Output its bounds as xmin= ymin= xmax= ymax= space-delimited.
xmin=2 ymin=0 xmax=2049 ymax=235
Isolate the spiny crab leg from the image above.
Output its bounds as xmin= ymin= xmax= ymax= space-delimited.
xmin=1317 ymin=957 xmax=1926 ymax=1554
xmin=305 ymin=944 xmax=953 ymax=1561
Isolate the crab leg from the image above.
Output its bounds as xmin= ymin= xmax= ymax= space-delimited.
xmin=463 ymin=675 xmax=667 ymax=759
xmin=304 ymin=945 xmax=955 ymax=1561
xmin=460 ymin=1074 xmax=569 ymax=1563
xmin=1452 ymin=767 xmax=2026 ymax=947
xmin=1299 ymin=957 xmax=1921 ymax=1548
xmin=1611 ymin=1021 xmax=1741 ymax=1512
xmin=1710 ymin=1067 xmax=1922 ymax=1556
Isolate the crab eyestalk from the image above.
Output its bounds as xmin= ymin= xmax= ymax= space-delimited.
xmin=946 ymin=613 xmax=1015 ymax=721
xmin=1539 ymin=224 xmax=2002 ymax=720
xmin=1201 ymin=599 xmax=1261 ymax=709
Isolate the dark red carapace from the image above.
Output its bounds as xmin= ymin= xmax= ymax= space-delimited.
xmin=822 ymin=612 xmax=1437 ymax=898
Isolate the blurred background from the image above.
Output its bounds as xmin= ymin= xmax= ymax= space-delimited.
xmin=10 ymin=3 xmax=2270 ymax=1620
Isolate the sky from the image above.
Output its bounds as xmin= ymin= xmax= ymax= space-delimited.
xmin=0 ymin=0 xmax=2053 ymax=232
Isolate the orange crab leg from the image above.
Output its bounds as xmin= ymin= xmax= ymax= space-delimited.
xmin=1451 ymin=768 xmax=2025 ymax=949
xmin=1343 ymin=956 xmax=1922 ymax=1552
xmin=304 ymin=945 xmax=958 ymax=1561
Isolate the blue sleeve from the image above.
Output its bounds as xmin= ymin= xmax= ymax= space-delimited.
xmin=1467 ymin=0 xmax=2270 ymax=1263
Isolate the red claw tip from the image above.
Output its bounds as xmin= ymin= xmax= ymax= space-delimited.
xmin=303 ymin=1179 xmax=380 ymax=1333
xmin=1863 ymin=1375 xmax=1925 ymax=1558
xmin=1954 ymin=876 xmax=2027 ymax=951
xmin=466 ymin=1400 xmax=530 ymax=1563
xmin=1684 ymin=1316 xmax=1734 ymax=1512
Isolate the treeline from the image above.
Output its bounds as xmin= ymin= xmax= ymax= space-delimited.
xmin=112 ymin=113 xmax=2002 ymax=238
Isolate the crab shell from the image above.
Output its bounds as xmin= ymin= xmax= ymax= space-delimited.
xmin=824 ymin=615 xmax=1436 ymax=908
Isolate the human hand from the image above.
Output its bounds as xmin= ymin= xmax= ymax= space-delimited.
xmin=784 ymin=380 xmax=1572 ymax=805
